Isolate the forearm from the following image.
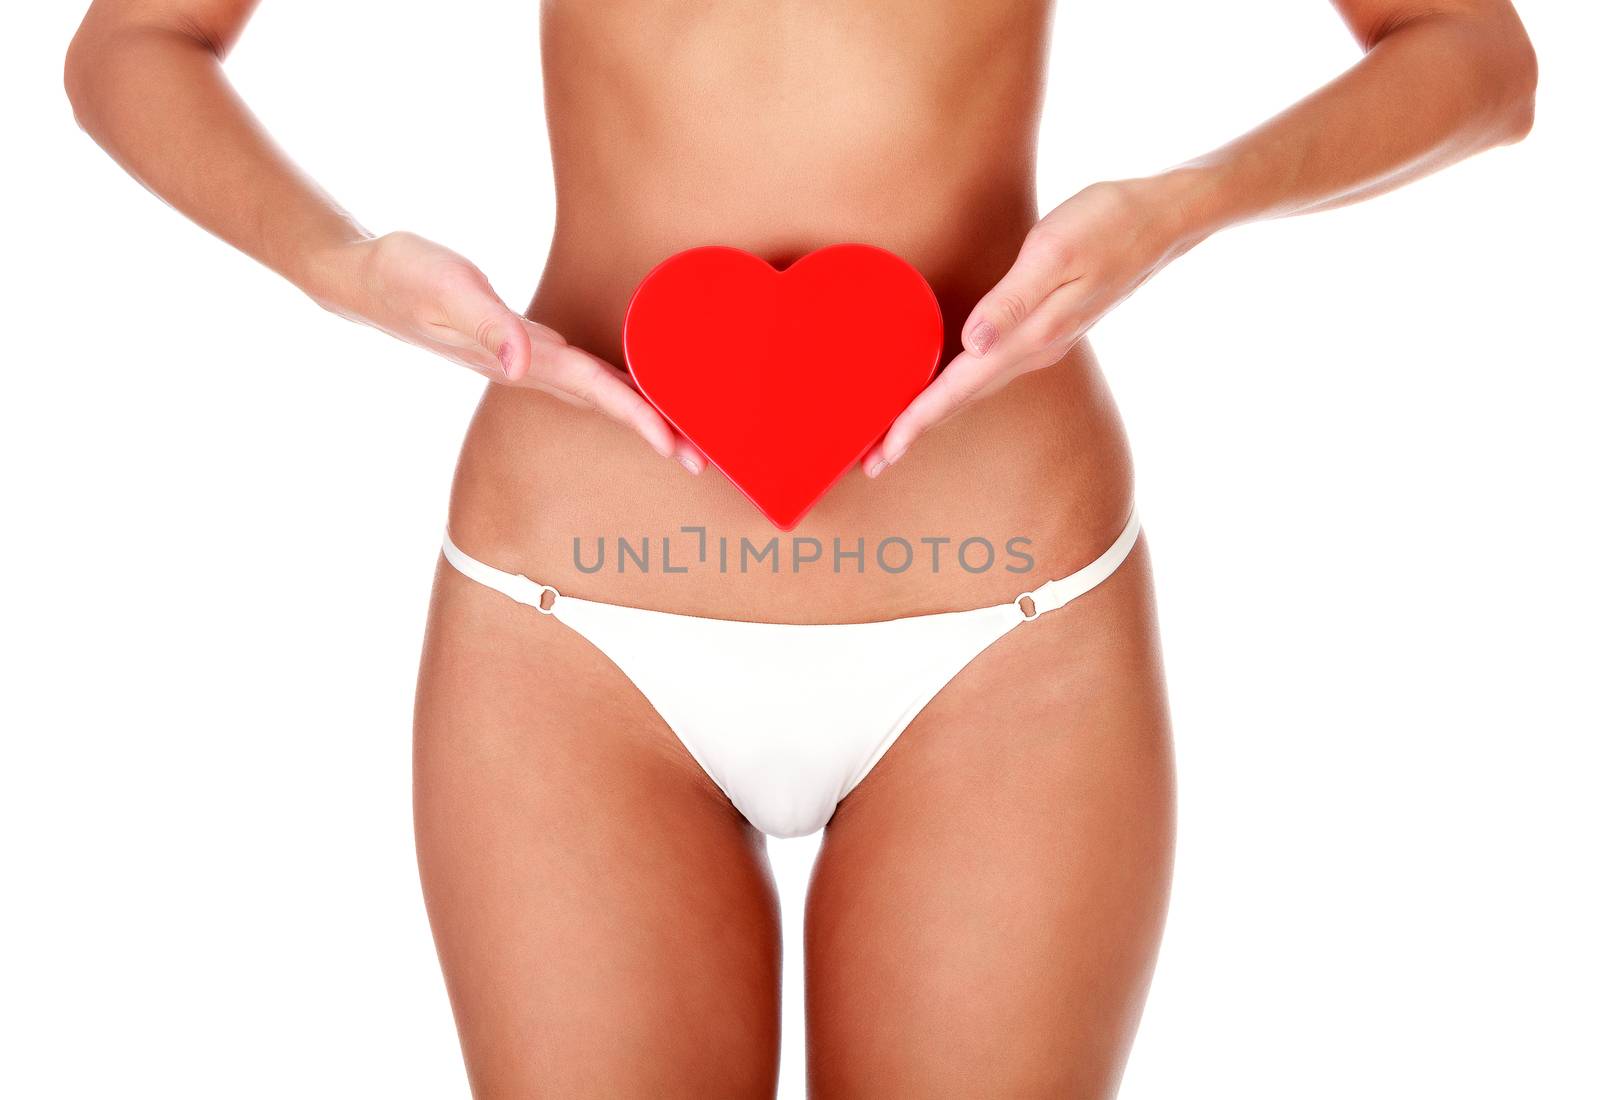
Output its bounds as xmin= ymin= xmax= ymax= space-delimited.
xmin=874 ymin=5 xmax=1538 ymax=469
xmin=1165 ymin=7 xmax=1536 ymax=242
xmin=64 ymin=14 xmax=368 ymax=305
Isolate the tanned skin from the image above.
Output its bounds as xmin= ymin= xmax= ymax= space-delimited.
xmin=67 ymin=2 xmax=1534 ymax=1096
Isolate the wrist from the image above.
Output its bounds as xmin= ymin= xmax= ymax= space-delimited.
xmin=1135 ymin=165 xmax=1234 ymax=255
xmin=294 ymin=226 xmax=379 ymax=319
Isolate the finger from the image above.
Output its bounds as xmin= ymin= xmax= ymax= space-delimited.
xmin=521 ymin=322 xmax=697 ymax=466
xmin=484 ymin=313 xmax=533 ymax=382
xmin=533 ymin=344 xmax=678 ymax=460
xmin=861 ymin=351 xmax=990 ymax=477
xmin=672 ymin=438 xmax=708 ymax=476
xmin=863 ymin=282 xmax=1095 ymax=478
xmin=968 ymin=279 xmax=1095 ymax=379
xmin=435 ymin=274 xmax=532 ymax=381
xmin=962 ymin=227 xmax=1074 ymax=357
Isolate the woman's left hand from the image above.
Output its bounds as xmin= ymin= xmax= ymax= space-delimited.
xmin=863 ymin=175 xmax=1202 ymax=477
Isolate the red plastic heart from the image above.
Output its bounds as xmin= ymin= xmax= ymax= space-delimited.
xmin=623 ymin=243 xmax=943 ymax=530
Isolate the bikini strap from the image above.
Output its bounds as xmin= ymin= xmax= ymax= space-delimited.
xmin=1013 ymin=507 xmax=1141 ymax=622
xmin=442 ymin=512 xmax=1137 ymax=623
xmin=441 ymin=530 xmax=561 ymax=614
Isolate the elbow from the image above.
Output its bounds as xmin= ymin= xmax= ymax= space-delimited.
xmin=65 ymin=16 xmax=228 ymax=134
xmin=63 ymin=28 xmax=94 ymax=129
xmin=64 ymin=19 xmax=114 ymax=133
xmin=1461 ymin=8 xmax=1539 ymax=146
xmin=1495 ymin=32 xmax=1539 ymax=145
xmin=1369 ymin=8 xmax=1539 ymax=148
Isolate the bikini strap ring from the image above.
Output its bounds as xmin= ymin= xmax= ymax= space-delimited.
xmin=533 ymin=582 xmax=561 ymax=614
xmin=1013 ymin=591 xmax=1042 ymax=622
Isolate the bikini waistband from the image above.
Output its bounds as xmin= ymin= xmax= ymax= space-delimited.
xmin=441 ymin=506 xmax=1141 ymax=624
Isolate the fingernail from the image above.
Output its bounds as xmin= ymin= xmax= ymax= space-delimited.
xmin=496 ymin=342 xmax=514 ymax=374
xmin=866 ymin=458 xmax=886 ymax=479
xmin=678 ymin=454 xmax=701 ymax=475
xmin=970 ymin=321 xmax=997 ymax=355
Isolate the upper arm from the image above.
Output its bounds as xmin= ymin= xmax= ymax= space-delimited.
xmin=72 ymin=0 xmax=261 ymax=58
xmin=1329 ymin=0 xmax=1529 ymax=51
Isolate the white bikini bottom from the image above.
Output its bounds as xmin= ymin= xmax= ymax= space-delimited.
xmin=441 ymin=508 xmax=1141 ymax=838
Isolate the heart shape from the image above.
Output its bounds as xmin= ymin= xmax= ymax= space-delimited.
xmin=623 ymin=243 xmax=943 ymax=530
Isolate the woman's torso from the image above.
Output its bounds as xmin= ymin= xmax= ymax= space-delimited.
xmin=449 ymin=0 xmax=1135 ymax=622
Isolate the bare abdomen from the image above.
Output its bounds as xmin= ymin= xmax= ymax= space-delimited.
xmin=443 ymin=0 xmax=1128 ymax=622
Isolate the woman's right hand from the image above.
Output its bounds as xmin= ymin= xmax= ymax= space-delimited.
xmin=316 ymin=231 xmax=701 ymax=471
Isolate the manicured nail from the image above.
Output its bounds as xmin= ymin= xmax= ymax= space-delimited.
xmin=866 ymin=458 xmax=886 ymax=478
xmin=496 ymin=341 xmax=514 ymax=374
xmin=970 ymin=320 xmax=997 ymax=355
xmin=678 ymin=454 xmax=701 ymax=475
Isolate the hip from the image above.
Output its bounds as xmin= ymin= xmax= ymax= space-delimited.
xmin=445 ymin=338 xmax=1136 ymax=624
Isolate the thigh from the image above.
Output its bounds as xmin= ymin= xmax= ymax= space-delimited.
xmin=414 ymin=560 xmax=782 ymax=1099
xmin=804 ymin=538 xmax=1175 ymax=1099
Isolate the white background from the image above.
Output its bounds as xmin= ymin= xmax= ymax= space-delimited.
xmin=5 ymin=2 xmax=1596 ymax=1096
